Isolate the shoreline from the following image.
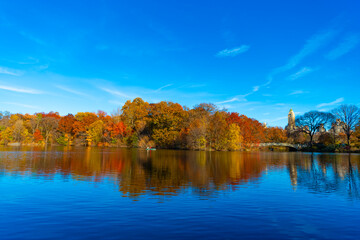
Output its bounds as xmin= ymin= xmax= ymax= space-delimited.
xmin=2 ymin=142 xmax=359 ymax=154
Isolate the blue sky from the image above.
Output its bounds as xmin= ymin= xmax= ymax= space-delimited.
xmin=0 ymin=0 xmax=359 ymax=127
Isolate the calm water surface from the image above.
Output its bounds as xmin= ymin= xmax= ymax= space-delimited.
xmin=1 ymin=147 xmax=360 ymax=239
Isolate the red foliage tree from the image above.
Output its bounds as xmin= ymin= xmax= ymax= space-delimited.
xmin=58 ymin=114 xmax=75 ymax=135
xmin=226 ymin=112 xmax=265 ymax=146
xmin=33 ymin=129 xmax=44 ymax=142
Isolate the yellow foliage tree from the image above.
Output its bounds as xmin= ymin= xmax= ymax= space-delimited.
xmin=86 ymin=120 xmax=104 ymax=146
xmin=227 ymin=123 xmax=243 ymax=151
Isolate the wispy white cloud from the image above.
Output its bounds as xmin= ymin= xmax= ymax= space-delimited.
xmin=216 ymin=84 xmax=260 ymax=105
xmin=0 ymin=66 xmax=22 ymax=76
xmin=289 ymin=90 xmax=309 ymax=95
xmin=217 ymin=104 xmax=233 ymax=110
xmin=100 ymin=87 xmax=131 ymax=99
xmin=287 ymin=67 xmax=314 ymax=81
xmin=154 ymin=84 xmax=173 ymax=92
xmin=55 ymin=85 xmax=88 ymax=97
xmin=216 ymin=97 xmax=241 ymax=105
xmin=267 ymin=29 xmax=337 ymax=84
xmin=253 ymin=86 xmax=259 ymax=92
xmin=316 ymin=97 xmax=344 ymax=108
xmin=216 ymin=45 xmax=250 ymax=57
xmin=2 ymin=102 xmax=40 ymax=109
xmin=0 ymin=85 xmax=42 ymax=94
xmin=326 ymin=34 xmax=360 ymax=60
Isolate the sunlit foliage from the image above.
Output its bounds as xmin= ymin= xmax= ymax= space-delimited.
xmin=8 ymin=98 xmax=360 ymax=151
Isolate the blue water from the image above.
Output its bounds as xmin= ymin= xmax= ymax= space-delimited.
xmin=1 ymin=147 xmax=360 ymax=239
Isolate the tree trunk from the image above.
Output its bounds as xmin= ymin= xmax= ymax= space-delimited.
xmin=45 ymin=135 xmax=49 ymax=146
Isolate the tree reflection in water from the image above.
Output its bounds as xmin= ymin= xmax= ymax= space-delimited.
xmin=286 ymin=153 xmax=360 ymax=199
xmin=0 ymin=146 xmax=359 ymax=200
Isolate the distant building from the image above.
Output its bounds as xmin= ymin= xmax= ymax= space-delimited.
xmin=285 ymin=109 xmax=346 ymax=135
xmin=329 ymin=119 xmax=346 ymax=135
xmin=285 ymin=109 xmax=297 ymax=133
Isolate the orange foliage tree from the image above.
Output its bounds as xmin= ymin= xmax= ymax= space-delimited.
xmin=33 ymin=129 xmax=44 ymax=142
xmin=226 ymin=112 xmax=265 ymax=147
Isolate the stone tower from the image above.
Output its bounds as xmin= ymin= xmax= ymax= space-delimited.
xmin=288 ymin=109 xmax=295 ymax=128
xmin=286 ymin=109 xmax=296 ymax=132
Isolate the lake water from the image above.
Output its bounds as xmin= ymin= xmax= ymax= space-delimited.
xmin=1 ymin=147 xmax=360 ymax=239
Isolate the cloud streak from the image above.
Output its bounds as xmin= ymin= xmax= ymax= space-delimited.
xmin=0 ymin=85 xmax=42 ymax=94
xmin=216 ymin=97 xmax=241 ymax=105
xmin=326 ymin=34 xmax=359 ymax=60
xmin=316 ymin=97 xmax=344 ymax=108
xmin=154 ymin=84 xmax=173 ymax=92
xmin=0 ymin=66 xmax=22 ymax=76
xmin=216 ymin=83 xmax=261 ymax=105
xmin=55 ymin=85 xmax=88 ymax=97
xmin=289 ymin=90 xmax=309 ymax=95
xmin=100 ymin=87 xmax=131 ymax=99
xmin=287 ymin=67 xmax=314 ymax=81
xmin=216 ymin=45 xmax=250 ymax=57
xmin=268 ymin=29 xmax=337 ymax=83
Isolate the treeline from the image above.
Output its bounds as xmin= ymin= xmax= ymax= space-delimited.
xmin=291 ymin=104 xmax=360 ymax=151
xmin=0 ymin=98 xmax=287 ymax=150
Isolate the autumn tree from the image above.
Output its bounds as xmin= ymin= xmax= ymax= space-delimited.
xmin=227 ymin=123 xmax=243 ymax=150
xmin=227 ymin=113 xmax=265 ymax=148
xmin=265 ymin=127 xmax=288 ymax=143
xmin=120 ymin=98 xmax=150 ymax=135
xmin=104 ymin=121 xmax=127 ymax=143
xmin=40 ymin=117 xmax=59 ymax=144
xmin=58 ymin=114 xmax=75 ymax=135
xmin=57 ymin=114 xmax=76 ymax=145
xmin=29 ymin=114 xmax=42 ymax=135
xmin=183 ymin=103 xmax=217 ymax=150
xmin=0 ymin=111 xmax=11 ymax=132
xmin=149 ymin=101 xmax=186 ymax=148
xmin=353 ymin=124 xmax=360 ymax=148
xmin=207 ymin=111 xmax=229 ymax=150
xmin=0 ymin=127 xmax=12 ymax=145
xmin=186 ymin=118 xmax=207 ymax=150
xmin=86 ymin=120 xmax=104 ymax=145
xmin=33 ymin=129 xmax=44 ymax=142
xmin=75 ymin=112 xmax=98 ymax=127
xmin=331 ymin=104 xmax=360 ymax=146
xmin=71 ymin=112 xmax=98 ymax=145
xmin=12 ymin=120 xmax=28 ymax=142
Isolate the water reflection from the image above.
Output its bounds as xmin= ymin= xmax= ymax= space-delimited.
xmin=0 ymin=147 xmax=359 ymax=200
